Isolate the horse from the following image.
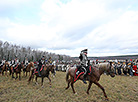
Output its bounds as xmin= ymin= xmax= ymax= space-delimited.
xmin=65 ymin=62 xmax=115 ymax=100
xmin=23 ymin=62 xmax=34 ymax=77
xmin=10 ymin=63 xmax=24 ymax=80
xmin=1 ymin=61 xmax=10 ymax=76
xmin=28 ymin=64 xmax=56 ymax=87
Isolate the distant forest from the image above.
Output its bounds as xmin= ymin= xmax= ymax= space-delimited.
xmin=0 ymin=40 xmax=73 ymax=62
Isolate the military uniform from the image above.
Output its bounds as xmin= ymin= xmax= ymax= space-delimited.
xmin=48 ymin=57 xmax=52 ymax=65
xmin=79 ymin=49 xmax=88 ymax=84
xmin=0 ymin=59 xmax=6 ymax=66
xmin=23 ymin=58 xmax=29 ymax=67
xmin=38 ymin=56 xmax=45 ymax=76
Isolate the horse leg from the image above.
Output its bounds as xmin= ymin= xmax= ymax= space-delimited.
xmin=28 ymin=75 xmax=32 ymax=83
xmin=29 ymin=71 xmax=30 ymax=76
xmin=35 ymin=76 xmax=38 ymax=85
xmin=86 ymin=81 xmax=93 ymax=94
xmin=65 ymin=78 xmax=71 ymax=90
xmin=41 ymin=77 xmax=44 ymax=87
xmin=2 ymin=70 xmax=4 ymax=75
xmin=23 ymin=71 xmax=25 ymax=77
xmin=47 ymin=76 xmax=51 ymax=86
xmin=94 ymin=81 xmax=108 ymax=100
xmin=9 ymin=69 xmax=12 ymax=76
xmin=19 ymin=73 xmax=21 ymax=81
xmin=12 ymin=72 xmax=15 ymax=79
xmin=26 ymin=72 xmax=27 ymax=77
xmin=71 ymin=78 xmax=76 ymax=94
xmin=5 ymin=70 xmax=7 ymax=76
xmin=15 ymin=73 xmax=18 ymax=80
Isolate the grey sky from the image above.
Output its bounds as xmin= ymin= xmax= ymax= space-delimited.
xmin=0 ymin=0 xmax=138 ymax=57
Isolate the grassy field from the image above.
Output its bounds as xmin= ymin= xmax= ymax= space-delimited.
xmin=0 ymin=71 xmax=138 ymax=102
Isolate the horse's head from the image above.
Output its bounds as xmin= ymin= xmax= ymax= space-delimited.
xmin=49 ymin=65 xmax=56 ymax=76
xmin=106 ymin=62 xmax=115 ymax=77
xmin=4 ymin=62 xmax=10 ymax=69
xmin=30 ymin=62 xmax=34 ymax=67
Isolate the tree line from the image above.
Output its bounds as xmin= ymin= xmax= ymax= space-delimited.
xmin=0 ymin=40 xmax=73 ymax=62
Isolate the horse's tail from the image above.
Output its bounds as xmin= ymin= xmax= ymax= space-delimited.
xmin=66 ymin=67 xmax=70 ymax=82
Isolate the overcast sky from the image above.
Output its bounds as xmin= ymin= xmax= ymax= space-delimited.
xmin=0 ymin=0 xmax=138 ymax=57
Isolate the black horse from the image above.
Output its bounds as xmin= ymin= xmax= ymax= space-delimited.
xmin=10 ymin=63 xmax=24 ymax=80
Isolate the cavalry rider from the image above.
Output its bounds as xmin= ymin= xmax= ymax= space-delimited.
xmin=23 ymin=57 xmax=29 ymax=68
xmin=0 ymin=58 xmax=6 ymax=67
xmin=10 ymin=59 xmax=14 ymax=67
xmin=38 ymin=56 xmax=45 ymax=76
xmin=79 ymin=49 xmax=89 ymax=84
xmin=12 ymin=56 xmax=20 ymax=72
xmin=48 ymin=57 xmax=52 ymax=65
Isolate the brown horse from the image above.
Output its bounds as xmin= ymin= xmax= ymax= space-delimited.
xmin=28 ymin=64 xmax=56 ymax=87
xmin=65 ymin=62 xmax=115 ymax=100
xmin=23 ymin=62 xmax=34 ymax=77
xmin=10 ymin=63 xmax=24 ymax=80
xmin=1 ymin=61 xmax=10 ymax=76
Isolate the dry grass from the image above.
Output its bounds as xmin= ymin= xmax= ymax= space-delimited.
xmin=0 ymin=72 xmax=138 ymax=102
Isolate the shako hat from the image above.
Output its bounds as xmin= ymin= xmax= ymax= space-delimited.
xmin=81 ymin=49 xmax=88 ymax=54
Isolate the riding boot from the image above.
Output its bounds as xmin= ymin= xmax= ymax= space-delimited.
xmin=38 ymin=69 xmax=41 ymax=76
xmin=83 ymin=74 xmax=87 ymax=84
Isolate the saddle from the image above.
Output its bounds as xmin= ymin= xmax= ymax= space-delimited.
xmin=33 ymin=65 xmax=44 ymax=74
xmin=14 ymin=64 xmax=19 ymax=69
xmin=12 ymin=64 xmax=19 ymax=72
xmin=74 ymin=65 xmax=92 ymax=82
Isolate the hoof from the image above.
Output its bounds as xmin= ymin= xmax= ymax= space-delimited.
xmin=105 ymin=98 xmax=109 ymax=101
xmin=65 ymin=87 xmax=69 ymax=90
xmin=86 ymin=92 xmax=89 ymax=95
xmin=74 ymin=93 xmax=77 ymax=95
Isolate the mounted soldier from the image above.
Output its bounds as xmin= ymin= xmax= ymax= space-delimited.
xmin=38 ymin=56 xmax=45 ymax=76
xmin=23 ymin=57 xmax=29 ymax=68
xmin=12 ymin=56 xmax=20 ymax=72
xmin=10 ymin=59 xmax=14 ymax=67
xmin=48 ymin=57 xmax=52 ymax=65
xmin=79 ymin=49 xmax=89 ymax=84
xmin=0 ymin=58 xmax=6 ymax=67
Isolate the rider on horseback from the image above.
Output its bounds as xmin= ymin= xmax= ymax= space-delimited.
xmin=48 ymin=57 xmax=52 ymax=65
xmin=23 ymin=57 xmax=29 ymax=68
xmin=13 ymin=56 xmax=19 ymax=71
xmin=0 ymin=58 xmax=6 ymax=67
xmin=38 ymin=56 xmax=45 ymax=76
xmin=79 ymin=49 xmax=89 ymax=84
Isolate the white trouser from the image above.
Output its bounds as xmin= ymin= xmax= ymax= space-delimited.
xmin=82 ymin=66 xmax=87 ymax=75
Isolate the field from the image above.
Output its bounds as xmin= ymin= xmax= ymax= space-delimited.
xmin=0 ymin=71 xmax=138 ymax=102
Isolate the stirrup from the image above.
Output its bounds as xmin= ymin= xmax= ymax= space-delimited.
xmin=38 ymin=71 xmax=41 ymax=76
xmin=38 ymin=73 xmax=41 ymax=76
xmin=83 ymin=79 xmax=87 ymax=84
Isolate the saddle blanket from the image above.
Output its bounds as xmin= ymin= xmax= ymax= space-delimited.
xmin=74 ymin=66 xmax=92 ymax=82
